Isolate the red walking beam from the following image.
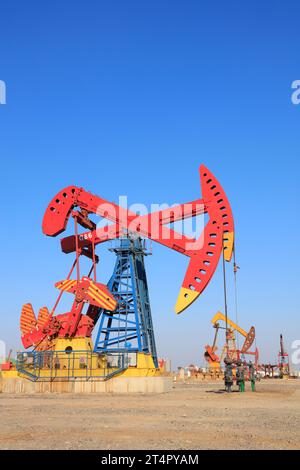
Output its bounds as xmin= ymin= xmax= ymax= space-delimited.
xmin=42 ymin=165 xmax=234 ymax=314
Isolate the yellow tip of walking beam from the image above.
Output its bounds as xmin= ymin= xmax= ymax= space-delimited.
xmin=223 ymin=231 xmax=234 ymax=262
xmin=175 ymin=288 xmax=200 ymax=315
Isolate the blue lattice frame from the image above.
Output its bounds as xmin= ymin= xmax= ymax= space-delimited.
xmin=94 ymin=238 xmax=158 ymax=368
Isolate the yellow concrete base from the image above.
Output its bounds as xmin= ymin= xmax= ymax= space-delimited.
xmin=1 ymin=370 xmax=18 ymax=379
xmin=2 ymin=338 xmax=162 ymax=388
xmin=15 ymin=338 xmax=160 ymax=380
xmin=0 ymin=375 xmax=173 ymax=394
xmin=209 ymin=361 xmax=221 ymax=372
xmin=54 ymin=337 xmax=93 ymax=353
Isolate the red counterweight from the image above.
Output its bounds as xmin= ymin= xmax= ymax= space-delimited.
xmin=20 ymin=278 xmax=117 ymax=351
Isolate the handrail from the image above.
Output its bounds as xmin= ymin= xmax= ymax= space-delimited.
xmin=16 ymin=350 xmax=129 ymax=383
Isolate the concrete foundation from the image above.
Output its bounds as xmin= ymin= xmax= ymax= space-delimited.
xmin=0 ymin=375 xmax=173 ymax=394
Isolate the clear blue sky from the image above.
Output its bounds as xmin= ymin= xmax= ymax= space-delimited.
xmin=0 ymin=1 xmax=299 ymax=368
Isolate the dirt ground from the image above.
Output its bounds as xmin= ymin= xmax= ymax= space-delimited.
xmin=0 ymin=379 xmax=299 ymax=450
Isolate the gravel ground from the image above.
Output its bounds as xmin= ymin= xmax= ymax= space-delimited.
xmin=0 ymin=379 xmax=299 ymax=450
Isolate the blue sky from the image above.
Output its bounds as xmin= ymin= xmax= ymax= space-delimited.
xmin=0 ymin=1 xmax=299 ymax=368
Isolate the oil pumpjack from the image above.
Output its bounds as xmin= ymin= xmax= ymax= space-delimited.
xmin=204 ymin=312 xmax=259 ymax=375
xmin=4 ymin=165 xmax=235 ymax=381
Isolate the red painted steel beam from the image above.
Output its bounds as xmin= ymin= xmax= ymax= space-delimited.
xmin=42 ymin=165 xmax=234 ymax=314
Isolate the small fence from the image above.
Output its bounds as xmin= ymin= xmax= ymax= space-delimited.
xmin=16 ymin=350 xmax=129 ymax=382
